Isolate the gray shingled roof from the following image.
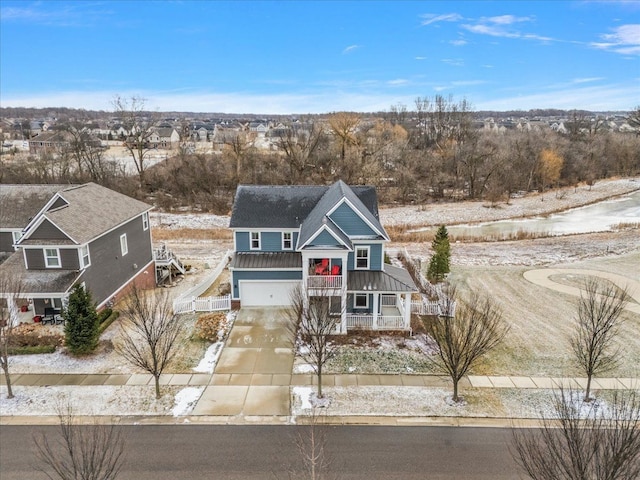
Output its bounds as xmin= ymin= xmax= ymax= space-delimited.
xmin=297 ymin=180 xmax=386 ymax=247
xmin=21 ymin=183 xmax=151 ymax=245
xmin=347 ymin=264 xmax=417 ymax=292
xmin=230 ymin=252 xmax=302 ymax=269
xmin=0 ymin=184 xmax=69 ymax=228
xmin=229 ymin=182 xmax=380 ymax=229
xmin=0 ymin=252 xmax=79 ymax=295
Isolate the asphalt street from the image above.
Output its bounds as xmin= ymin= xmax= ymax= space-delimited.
xmin=0 ymin=425 xmax=522 ymax=479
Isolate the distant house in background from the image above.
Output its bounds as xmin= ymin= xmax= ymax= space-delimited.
xmin=0 ymin=183 xmax=155 ymax=315
xmin=28 ymin=131 xmax=70 ymax=154
xmin=149 ymin=127 xmax=180 ymax=149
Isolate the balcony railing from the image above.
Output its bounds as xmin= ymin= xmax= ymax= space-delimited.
xmin=307 ymin=275 xmax=342 ymax=289
xmin=345 ymin=314 xmax=408 ymax=331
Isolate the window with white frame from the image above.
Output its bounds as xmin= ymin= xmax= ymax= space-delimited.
xmin=79 ymin=244 xmax=91 ymax=268
xmin=44 ymin=248 xmax=61 ymax=268
xmin=354 ymin=293 xmax=369 ymax=309
xmin=12 ymin=231 xmax=21 ymax=250
xmin=120 ymin=233 xmax=128 ymax=256
xmin=282 ymin=232 xmax=293 ymax=250
xmin=355 ymin=246 xmax=370 ymax=269
xmin=142 ymin=212 xmax=149 ymax=231
xmin=250 ymin=232 xmax=260 ymax=250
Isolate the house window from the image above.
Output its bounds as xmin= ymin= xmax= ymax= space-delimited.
xmin=44 ymin=248 xmax=60 ymax=268
xmin=250 ymin=232 xmax=260 ymax=250
xmin=355 ymin=246 xmax=370 ymax=270
xmin=282 ymin=232 xmax=293 ymax=250
xmin=11 ymin=231 xmax=21 ymax=250
xmin=354 ymin=293 xmax=369 ymax=309
xmin=79 ymin=245 xmax=91 ymax=268
xmin=120 ymin=234 xmax=128 ymax=256
xmin=142 ymin=212 xmax=149 ymax=231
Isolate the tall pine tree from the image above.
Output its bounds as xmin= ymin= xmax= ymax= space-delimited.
xmin=64 ymin=284 xmax=99 ymax=355
xmin=427 ymin=225 xmax=451 ymax=283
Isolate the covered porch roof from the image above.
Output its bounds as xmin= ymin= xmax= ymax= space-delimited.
xmin=347 ymin=264 xmax=417 ymax=293
xmin=0 ymin=252 xmax=79 ymax=297
xmin=229 ymin=251 xmax=302 ymax=270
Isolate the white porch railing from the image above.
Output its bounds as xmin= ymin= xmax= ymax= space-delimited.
xmin=345 ymin=314 xmax=408 ymax=331
xmin=173 ymin=294 xmax=231 ymax=314
xmin=380 ymin=294 xmax=396 ymax=307
xmin=307 ymin=275 xmax=343 ymax=289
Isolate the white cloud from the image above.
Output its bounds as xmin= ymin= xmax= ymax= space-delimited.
xmin=572 ymin=77 xmax=605 ymax=84
xmin=483 ymin=15 xmax=533 ymax=25
xmin=342 ymin=44 xmax=361 ymax=54
xmin=388 ymin=79 xmax=409 ymax=86
xmin=0 ymin=3 xmax=112 ymax=27
xmin=415 ymin=56 xmax=427 ymax=60
xmin=420 ymin=13 xmax=463 ymax=26
xmin=592 ymin=24 xmax=640 ymax=55
xmin=441 ymin=58 xmax=465 ymax=67
xmin=450 ymin=39 xmax=468 ymax=46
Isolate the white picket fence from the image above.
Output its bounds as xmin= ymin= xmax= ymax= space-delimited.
xmin=174 ymin=294 xmax=231 ymax=314
xmin=172 ymin=250 xmax=232 ymax=314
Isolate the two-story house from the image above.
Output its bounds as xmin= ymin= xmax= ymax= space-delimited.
xmin=0 ymin=183 xmax=155 ymax=315
xmin=229 ymin=180 xmax=417 ymax=333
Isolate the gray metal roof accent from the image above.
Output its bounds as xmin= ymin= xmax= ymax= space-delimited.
xmin=0 ymin=184 xmax=68 ymax=228
xmin=230 ymin=251 xmax=302 ymax=269
xmin=229 ymin=182 xmax=379 ymax=229
xmin=23 ymin=183 xmax=151 ymax=245
xmin=0 ymin=251 xmax=79 ymax=295
xmin=347 ymin=265 xmax=417 ymax=293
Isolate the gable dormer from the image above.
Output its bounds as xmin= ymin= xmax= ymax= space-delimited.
xmin=47 ymin=196 xmax=68 ymax=211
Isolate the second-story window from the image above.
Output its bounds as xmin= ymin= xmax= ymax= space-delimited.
xmin=120 ymin=233 xmax=128 ymax=256
xmin=355 ymin=246 xmax=370 ymax=269
xmin=142 ymin=212 xmax=149 ymax=231
xmin=79 ymin=245 xmax=91 ymax=268
xmin=250 ymin=232 xmax=260 ymax=250
xmin=44 ymin=248 xmax=61 ymax=268
xmin=282 ymin=232 xmax=292 ymax=250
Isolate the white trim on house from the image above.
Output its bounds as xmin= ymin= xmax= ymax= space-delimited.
xmin=18 ymin=215 xmax=78 ymax=245
xmin=298 ymin=224 xmax=352 ymax=250
xmin=250 ymin=232 xmax=261 ymax=250
xmin=120 ymin=233 xmax=128 ymax=256
xmin=355 ymin=246 xmax=370 ymax=270
xmin=282 ymin=232 xmax=293 ymax=250
xmin=353 ymin=292 xmax=369 ymax=309
xmin=11 ymin=230 xmax=22 ymax=250
xmin=326 ymin=197 xmax=389 ymax=240
xmin=142 ymin=211 xmax=149 ymax=231
xmin=44 ymin=248 xmax=61 ymax=268
xmin=79 ymin=244 xmax=91 ymax=269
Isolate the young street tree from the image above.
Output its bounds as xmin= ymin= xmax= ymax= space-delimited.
xmin=116 ymin=285 xmax=182 ymax=399
xmin=427 ymin=225 xmax=451 ymax=283
xmin=512 ymin=387 xmax=640 ymax=480
xmin=288 ymin=284 xmax=340 ymax=400
xmin=0 ymin=272 xmax=24 ymax=399
xmin=424 ymin=290 xmax=509 ymax=402
xmin=64 ymin=284 xmax=100 ymax=355
xmin=571 ymin=278 xmax=629 ymax=402
xmin=34 ymin=400 xmax=126 ymax=480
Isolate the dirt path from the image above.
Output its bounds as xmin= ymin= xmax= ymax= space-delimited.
xmin=523 ymin=268 xmax=640 ymax=314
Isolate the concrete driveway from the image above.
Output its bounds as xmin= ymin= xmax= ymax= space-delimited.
xmin=191 ymin=308 xmax=295 ymax=418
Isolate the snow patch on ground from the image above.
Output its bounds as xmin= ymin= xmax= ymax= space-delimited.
xmin=293 ymin=364 xmax=315 ymax=374
xmin=193 ymin=342 xmax=223 ymax=373
xmin=150 ymin=212 xmax=229 ymax=229
xmin=293 ymin=386 xmax=314 ymax=410
xmin=172 ymin=387 xmax=205 ymax=416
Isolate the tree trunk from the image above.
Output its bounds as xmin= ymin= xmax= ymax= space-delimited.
xmin=2 ymin=366 xmax=13 ymax=399
xmin=317 ymin=365 xmax=323 ymax=399
xmin=452 ymin=378 xmax=459 ymax=403
xmin=584 ymin=375 xmax=592 ymax=402
xmin=154 ymin=374 xmax=161 ymax=399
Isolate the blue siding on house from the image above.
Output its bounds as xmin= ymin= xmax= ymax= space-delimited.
xmin=235 ymin=232 xmax=250 ymax=251
xmin=231 ymin=270 xmax=302 ymax=298
xmin=347 ymin=244 xmax=383 ymax=271
xmin=309 ymin=229 xmax=342 ymax=247
xmin=235 ymin=231 xmax=299 ymax=252
xmin=329 ymin=203 xmax=377 ymax=237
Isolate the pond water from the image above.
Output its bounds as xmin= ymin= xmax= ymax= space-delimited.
xmin=442 ymin=190 xmax=640 ymax=240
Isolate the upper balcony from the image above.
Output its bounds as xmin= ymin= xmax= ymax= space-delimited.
xmin=307 ymin=257 xmax=344 ymax=291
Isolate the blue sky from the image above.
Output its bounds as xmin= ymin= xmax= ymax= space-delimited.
xmin=1 ymin=1 xmax=639 ymax=113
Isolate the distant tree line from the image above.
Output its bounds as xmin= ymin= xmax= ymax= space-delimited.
xmin=1 ymin=98 xmax=639 ymax=213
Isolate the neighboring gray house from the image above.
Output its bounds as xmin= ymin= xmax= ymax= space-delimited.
xmin=0 ymin=184 xmax=68 ymax=259
xmin=0 ymin=183 xmax=155 ymax=315
xmin=229 ymin=180 xmax=417 ymax=333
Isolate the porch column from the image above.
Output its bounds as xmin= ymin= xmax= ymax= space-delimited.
xmin=403 ymin=293 xmax=411 ymax=330
xmin=341 ymin=289 xmax=347 ymax=334
xmin=372 ymin=292 xmax=379 ymax=330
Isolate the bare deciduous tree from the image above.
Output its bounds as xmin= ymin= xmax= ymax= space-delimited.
xmin=112 ymin=95 xmax=158 ymax=188
xmin=34 ymin=399 xmax=126 ymax=480
xmin=0 ymin=272 xmax=24 ymax=399
xmin=424 ymin=288 xmax=509 ymax=402
xmin=512 ymin=386 xmax=640 ymax=480
xmin=571 ymin=278 xmax=629 ymax=402
xmin=288 ymin=284 xmax=341 ymax=400
xmin=115 ymin=285 xmax=182 ymax=399
xmin=292 ymin=408 xmax=335 ymax=480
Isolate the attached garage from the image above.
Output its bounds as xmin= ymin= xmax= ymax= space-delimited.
xmin=238 ymin=280 xmax=299 ymax=307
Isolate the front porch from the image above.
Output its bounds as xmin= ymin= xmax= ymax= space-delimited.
xmin=344 ymin=293 xmax=410 ymax=331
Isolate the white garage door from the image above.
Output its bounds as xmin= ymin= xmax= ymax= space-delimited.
xmin=239 ymin=280 xmax=299 ymax=307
